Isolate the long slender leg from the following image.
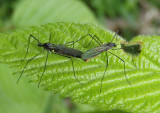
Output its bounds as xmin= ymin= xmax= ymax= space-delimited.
xmin=111 ymin=31 xmax=118 ymax=42
xmin=38 ymin=34 xmax=51 ymax=87
xmin=80 ymin=34 xmax=102 ymax=48
xmin=17 ymin=49 xmax=45 ymax=84
xmin=65 ymin=32 xmax=118 ymax=48
xmin=52 ymin=52 xmax=83 ymax=85
xmin=30 ymin=34 xmax=40 ymax=43
xmin=64 ymin=34 xmax=102 ymax=47
xmin=64 ymin=39 xmax=94 ymax=48
xmin=49 ymin=33 xmax=58 ymax=82
xmin=68 ymin=43 xmax=83 ymax=85
xmin=112 ymin=47 xmax=138 ymax=69
xmin=69 ymin=41 xmax=84 ymax=85
xmin=76 ymin=34 xmax=102 ymax=45
xmin=94 ymin=32 xmax=118 ymax=45
xmin=132 ymin=55 xmax=138 ymax=69
xmin=84 ymin=38 xmax=93 ymax=48
xmin=23 ymin=35 xmax=31 ymax=61
xmin=100 ymin=52 xmax=108 ymax=93
xmin=52 ymin=38 xmax=83 ymax=85
xmin=23 ymin=34 xmax=40 ymax=61
xmin=131 ymin=46 xmax=138 ymax=69
xmin=93 ymin=35 xmax=103 ymax=45
xmin=64 ymin=41 xmax=75 ymax=46
xmin=69 ymin=41 xmax=83 ymax=85
xmin=64 ymin=39 xmax=93 ymax=48
xmin=38 ymin=51 xmax=49 ymax=87
xmin=108 ymin=51 xmax=131 ymax=85
xmin=70 ymin=57 xmax=83 ymax=85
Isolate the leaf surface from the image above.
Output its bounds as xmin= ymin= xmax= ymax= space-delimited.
xmin=0 ymin=23 xmax=159 ymax=112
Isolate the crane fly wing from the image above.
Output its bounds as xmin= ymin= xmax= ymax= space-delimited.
xmin=81 ymin=46 xmax=106 ymax=61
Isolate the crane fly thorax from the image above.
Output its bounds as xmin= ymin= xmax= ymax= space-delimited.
xmin=40 ymin=43 xmax=55 ymax=51
xmin=102 ymin=43 xmax=117 ymax=51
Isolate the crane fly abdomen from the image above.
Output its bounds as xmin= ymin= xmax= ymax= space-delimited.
xmin=52 ymin=44 xmax=83 ymax=58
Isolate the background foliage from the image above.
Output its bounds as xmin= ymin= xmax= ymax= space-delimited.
xmin=82 ymin=0 xmax=160 ymax=41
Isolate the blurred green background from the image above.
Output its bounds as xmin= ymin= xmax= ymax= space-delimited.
xmin=0 ymin=0 xmax=160 ymax=113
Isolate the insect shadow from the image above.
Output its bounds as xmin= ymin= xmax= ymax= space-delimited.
xmin=17 ymin=32 xmax=85 ymax=87
xmin=73 ymin=33 xmax=132 ymax=93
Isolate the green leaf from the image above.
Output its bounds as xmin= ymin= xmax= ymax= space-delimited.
xmin=12 ymin=0 xmax=98 ymax=27
xmin=0 ymin=22 xmax=159 ymax=112
xmin=0 ymin=64 xmax=52 ymax=113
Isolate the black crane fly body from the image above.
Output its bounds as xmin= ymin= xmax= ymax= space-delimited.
xmin=17 ymin=34 xmax=84 ymax=87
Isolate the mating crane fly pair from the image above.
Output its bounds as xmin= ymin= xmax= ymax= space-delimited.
xmin=17 ymin=32 xmax=131 ymax=92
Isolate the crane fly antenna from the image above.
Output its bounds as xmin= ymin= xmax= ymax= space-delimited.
xmin=110 ymin=32 xmax=117 ymax=43
xmin=30 ymin=34 xmax=41 ymax=44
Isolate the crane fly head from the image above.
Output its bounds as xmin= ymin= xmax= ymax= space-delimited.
xmin=38 ymin=43 xmax=43 ymax=47
xmin=107 ymin=43 xmax=117 ymax=48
